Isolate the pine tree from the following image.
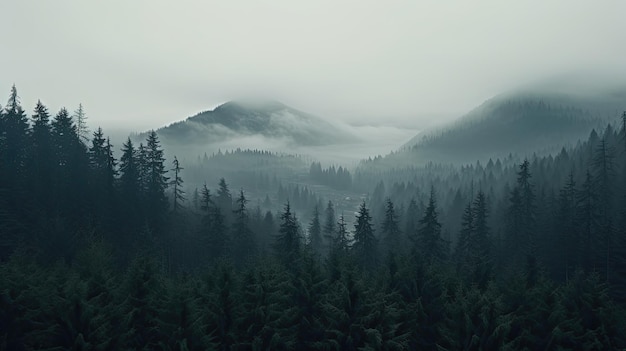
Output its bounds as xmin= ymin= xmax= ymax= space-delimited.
xmin=199 ymin=184 xmax=228 ymax=262
xmin=308 ymin=205 xmax=323 ymax=256
xmin=417 ymin=188 xmax=446 ymax=263
xmin=1 ymin=85 xmax=30 ymax=190
xmin=404 ymin=198 xmax=420 ymax=245
xmin=217 ymin=178 xmax=232 ymax=216
xmin=352 ymin=201 xmax=377 ymax=270
xmin=169 ymin=156 xmax=185 ymax=213
xmin=231 ymin=190 xmax=256 ymax=263
xmin=381 ymin=198 xmax=402 ymax=256
xmin=507 ymin=159 xmax=536 ymax=269
xmin=275 ymin=202 xmax=301 ymax=266
xmin=557 ymin=171 xmax=578 ymax=280
xmin=119 ymin=138 xmax=140 ymax=202
xmin=30 ymin=100 xmax=53 ymax=207
xmin=472 ymin=190 xmax=492 ymax=288
xmin=51 ymin=107 xmax=89 ymax=222
xmin=73 ymin=103 xmax=89 ymax=145
xmin=456 ymin=201 xmax=474 ymax=276
xmin=577 ymin=170 xmax=598 ymax=273
xmin=144 ymin=131 xmax=169 ymax=230
xmin=322 ymin=200 xmax=336 ymax=252
xmin=88 ymin=130 xmax=117 ymax=227
xmin=335 ymin=213 xmax=350 ymax=253
xmin=592 ymin=138 xmax=615 ymax=283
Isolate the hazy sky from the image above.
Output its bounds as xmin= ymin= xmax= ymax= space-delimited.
xmin=1 ymin=1 xmax=625 ymax=131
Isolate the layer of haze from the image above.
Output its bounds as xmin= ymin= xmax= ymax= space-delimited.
xmin=1 ymin=1 xmax=625 ymax=133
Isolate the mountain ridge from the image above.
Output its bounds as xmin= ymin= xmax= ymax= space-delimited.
xmin=143 ymin=100 xmax=357 ymax=147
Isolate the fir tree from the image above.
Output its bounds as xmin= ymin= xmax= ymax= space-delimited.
xmin=381 ymin=198 xmax=402 ymax=256
xmin=30 ymin=100 xmax=53 ymax=207
xmin=144 ymin=131 xmax=169 ymax=230
xmin=169 ymin=156 xmax=185 ymax=213
xmin=73 ymin=103 xmax=89 ymax=145
xmin=1 ymin=85 xmax=30 ymax=190
xmin=352 ymin=201 xmax=377 ymax=270
xmin=308 ymin=205 xmax=323 ymax=256
xmin=231 ymin=190 xmax=256 ymax=263
xmin=275 ymin=202 xmax=301 ymax=266
xmin=322 ymin=200 xmax=336 ymax=252
xmin=417 ymin=187 xmax=446 ymax=263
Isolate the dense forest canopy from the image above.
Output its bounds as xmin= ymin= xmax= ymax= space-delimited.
xmin=1 ymin=85 xmax=626 ymax=350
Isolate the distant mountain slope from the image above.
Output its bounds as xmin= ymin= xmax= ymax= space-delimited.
xmin=376 ymin=88 xmax=625 ymax=167
xmin=147 ymin=100 xmax=357 ymax=146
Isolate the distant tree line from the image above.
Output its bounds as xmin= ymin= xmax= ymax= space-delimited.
xmin=309 ymin=162 xmax=352 ymax=190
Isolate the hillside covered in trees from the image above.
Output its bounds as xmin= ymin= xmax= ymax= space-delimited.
xmin=1 ymin=85 xmax=626 ymax=350
xmin=367 ymin=89 xmax=626 ymax=168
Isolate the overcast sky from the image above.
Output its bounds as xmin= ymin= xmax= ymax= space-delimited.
xmin=1 ymin=1 xmax=625 ymax=131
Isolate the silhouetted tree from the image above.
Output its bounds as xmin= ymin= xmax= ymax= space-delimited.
xmin=353 ymin=201 xmax=377 ymax=270
xmin=169 ymin=156 xmax=185 ymax=213
xmin=308 ymin=205 xmax=323 ymax=256
xmin=275 ymin=202 xmax=300 ymax=266
xmin=231 ymin=190 xmax=256 ymax=263
xmin=417 ymin=187 xmax=446 ymax=263
xmin=381 ymin=198 xmax=402 ymax=256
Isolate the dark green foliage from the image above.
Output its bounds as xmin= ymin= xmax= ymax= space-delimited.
xmin=231 ymin=190 xmax=256 ymax=263
xmin=381 ymin=198 xmax=402 ymax=256
xmin=1 ymin=86 xmax=626 ymax=350
xmin=352 ymin=201 xmax=378 ymax=270
xmin=170 ymin=156 xmax=186 ymax=213
xmin=322 ymin=200 xmax=336 ymax=253
xmin=275 ymin=202 xmax=301 ymax=266
xmin=307 ymin=205 xmax=323 ymax=256
xmin=416 ymin=188 xmax=447 ymax=264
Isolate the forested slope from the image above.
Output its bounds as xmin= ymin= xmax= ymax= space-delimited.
xmin=1 ymin=85 xmax=626 ymax=350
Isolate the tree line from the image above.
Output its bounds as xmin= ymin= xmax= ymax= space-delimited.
xmin=1 ymin=85 xmax=626 ymax=349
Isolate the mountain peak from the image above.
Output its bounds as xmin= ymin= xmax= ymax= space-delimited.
xmin=151 ymin=100 xmax=357 ymax=146
xmin=214 ymin=99 xmax=287 ymax=114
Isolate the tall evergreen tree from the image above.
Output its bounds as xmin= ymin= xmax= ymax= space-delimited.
xmin=352 ymin=201 xmax=377 ymax=270
xmin=199 ymin=184 xmax=228 ymax=261
xmin=275 ymin=202 xmax=300 ymax=266
xmin=381 ymin=198 xmax=402 ymax=256
xmin=88 ymin=129 xmax=117 ymax=227
xmin=456 ymin=201 xmax=474 ymax=276
xmin=592 ymin=138 xmax=615 ymax=283
xmin=169 ymin=156 xmax=185 ymax=213
xmin=144 ymin=131 xmax=169 ymax=230
xmin=231 ymin=190 xmax=256 ymax=263
xmin=322 ymin=200 xmax=336 ymax=252
xmin=472 ymin=190 xmax=492 ymax=288
xmin=335 ymin=213 xmax=350 ymax=254
xmin=308 ymin=205 xmax=323 ymax=256
xmin=30 ymin=100 xmax=53 ymax=207
xmin=577 ymin=170 xmax=598 ymax=273
xmin=119 ymin=138 xmax=140 ymax=202
xmin=557 ymin=171 xmax=578 ymax=280
xmin=404 ymin=198 xmax=420 ymax=245
xmin=73 ymin=103 xmax=89 ymax=145
xmin=417 ymin=187 xmax=446 ymax=263
xmin=51 ymin=107 xmax=89 ymax=223
xmin=217 ymin=178 xmax=232 ymax=215
xmin=507 ymin=159 xmax=536 ymax=269
xmin=1 ymin=85 xmax=30 ymax=190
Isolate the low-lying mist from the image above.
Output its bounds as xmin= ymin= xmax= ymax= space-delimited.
xmin=111 ymin=123 xmax=419 ymax=168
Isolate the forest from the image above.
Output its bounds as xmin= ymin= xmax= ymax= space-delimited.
xmin=1 ymin=84 xmax=626 ymax=350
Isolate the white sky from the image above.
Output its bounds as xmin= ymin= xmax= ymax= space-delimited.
xmin=1 ymin=1 xmax=625 ymax=131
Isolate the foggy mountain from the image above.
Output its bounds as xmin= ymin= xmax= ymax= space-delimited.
xmin=143 ymin=100 xmax=358 ymax=147
xmin=376 ymin=87 xmax=625 ymax=167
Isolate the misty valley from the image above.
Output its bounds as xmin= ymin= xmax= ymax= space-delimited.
xmin=2 ymin=83 xmax=626 ymax=350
